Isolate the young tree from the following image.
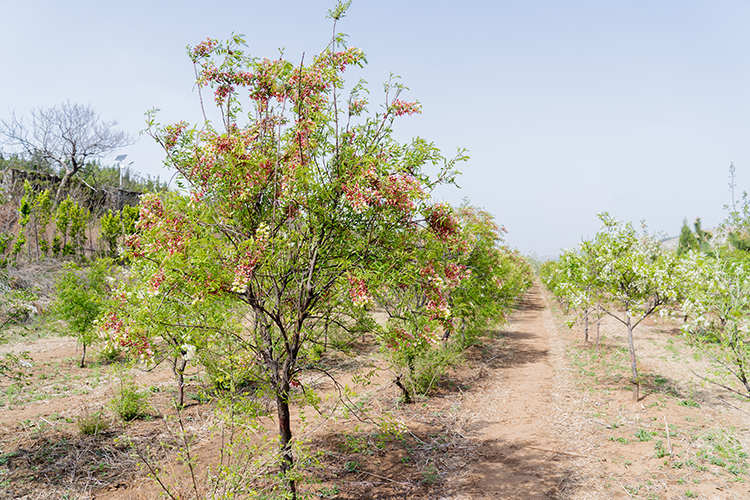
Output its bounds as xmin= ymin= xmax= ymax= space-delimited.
xmin=368 ymin=202 xmax=532 ymax=401
xmin=451 ymin=204 xmax=534 ymax=345
xmin=595 ymin=215 xmax=679 ymax=401
xmin=552 ymin=248 xmax=598 ymax=343
xmin=103 ymin=7 xmax=463 ymax=496
xmin=0 ymin=102 xmax=131 ymax=202
xmin=679 ymin=251 xmax=750 ymax=396
xmin=552 ymin=214 xmax=679 ymax=401
xmin=53 ymin=259 xmax=113 ymax=367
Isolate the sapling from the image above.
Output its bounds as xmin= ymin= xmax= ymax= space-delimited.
xmin=53 ymin=259 xmax=113 ymax=367
xmin=551 ymin=214 xmax=679 ymax=401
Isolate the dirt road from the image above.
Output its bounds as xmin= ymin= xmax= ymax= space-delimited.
xmin=460 ymin=282 xmax=576 ymax=498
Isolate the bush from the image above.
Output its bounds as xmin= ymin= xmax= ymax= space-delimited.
xmin=109 ymin=381 xmax=150 ymax=421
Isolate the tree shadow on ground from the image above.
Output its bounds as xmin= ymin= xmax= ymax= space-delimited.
xmin=307 ymin=424 xmax=476 ymax=499
xmin=513 ymin=291 xmax=546 ymax=313
xmin=465 ymin=434 xmax=584 ymax=499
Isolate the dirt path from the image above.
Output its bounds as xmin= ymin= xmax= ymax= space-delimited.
xmin=456 ymin=280 xmax=750 ymax=500
xmin=459 ymin=281 xmax=605 ymax=500
xmin=460 ymin=282 xmax=565 ymax=498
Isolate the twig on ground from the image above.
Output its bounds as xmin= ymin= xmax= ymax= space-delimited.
xmin=618 ymin=481 xmax=634 ymax=498
xmin=710 ymin=470 xmax=738 ymax=500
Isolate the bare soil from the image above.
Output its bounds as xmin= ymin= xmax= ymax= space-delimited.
xmin=0 ymin=280 xmax=748 ymax=499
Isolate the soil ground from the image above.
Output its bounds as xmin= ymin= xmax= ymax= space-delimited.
xmin=0 ymin=280 xmax=748 ymax=499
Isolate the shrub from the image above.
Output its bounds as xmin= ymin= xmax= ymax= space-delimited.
xmin=109 ymin=381 xmax=150 ymax=421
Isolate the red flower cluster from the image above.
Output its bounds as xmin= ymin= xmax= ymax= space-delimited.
xmin=125 ymin=234 xmax=144 ymax=258
xmin=231 ymin=225 xmax=269 ymax=293
xmin=100 ymin=311 xmax=153 ymax=358
xmin=348 ymin=98 xmax=367 ymax=116
xmin=137 ymin=195 xmax=190 ymax=256
xmin=190 ymin=38 xmax=218 ymax=61
xmin=385 ymin=324 xmax=440 ymax=352
xmin=163 ymin=121 xmax=188 ymax=151
xmin=347 ymin=275 xmax=372 ymax=307
xmin=424 ymin=203 xmax=460 ymax=241
xmin=390 ymin=99 xmax=421 ymax=117
xmin=342 ymin=167 xmax=424 ymax=214
xmin=149 ymin=268 xmax=166 ymax=294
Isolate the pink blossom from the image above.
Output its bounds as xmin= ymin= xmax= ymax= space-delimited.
xmin=390 ymin=99 xmax=421 ymax=117
xmin=347 ymin=275 xmax=372 ymax=307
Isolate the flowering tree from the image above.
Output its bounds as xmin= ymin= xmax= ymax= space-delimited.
xmin=551 ymin=214 xmax=679 ymax=401
xmin=450 ymin=204 xmax=533 ymax=344
xmin=680 ymin=247 xmax=750 ymax=397
xmin=372 ymin=202 xmax=532 ymax=400
xmin=104 ymin=6 xmax=464 ymax=496
xmin=552 ymin=241 xmax=609 ymax=344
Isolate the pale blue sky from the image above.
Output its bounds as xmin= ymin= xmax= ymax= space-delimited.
xmin=1 ymin=0 xmax=749 ymax=256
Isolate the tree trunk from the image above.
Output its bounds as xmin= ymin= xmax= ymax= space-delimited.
xmin=583 ymin=308 xmax=589 ymax=343
xmin=55 ymin=171 xmax=72 ymax=204
xmin=276 ymin=383 xmax=296 ymax=499
xmin=173 ymin=357 xmax=187 ymax=408
xmin=626 ymin=315 xmax=639 ymax=402
xmin=394 ymin=374 xmax=412 ymax=404
xmin=80 ymin=342 xmax=86 ymax=368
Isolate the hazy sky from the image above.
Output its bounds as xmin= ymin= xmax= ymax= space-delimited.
xmin=1 ymin=0 xmax=749 ymax=257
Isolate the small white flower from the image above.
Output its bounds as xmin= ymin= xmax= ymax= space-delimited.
xmin=182 ymin=344 xmax=196 ymax=361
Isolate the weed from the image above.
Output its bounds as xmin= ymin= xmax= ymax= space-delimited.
xmin=635 ymin=428 xmax=655 ymax=442
xmin=684 ymin=490 xmax=697 ymax=498
xmin=344 ymin=460 xmax=359 ymax=473
xmin=698 ymin=428 xmax=748 ymax=476
xmin=342 ymin=432 xmax=372 ymax=455
xmin=646 ymin=399 xmax=666 ymax=409
xmin=316 ymin=485 xmax=340 ymax=498
xmin=610 ymin=436 xmax=629 ymax=445
xmin=654 ymin=440 xmax=669 ymax=458
xmin=678 ymin=399 xmax=700 ymax=408
xmin=623 ymin=483 xmax=638 ymax=494
xmin=663 ymin=424 xmax=679 ymax=438
xmin=421 ymin=463 xmax=439 ymax=484
xmin=0 ymin=452 xmax=19 ymax=466
xmin=77 ymin=410 xmax=109 ymax=435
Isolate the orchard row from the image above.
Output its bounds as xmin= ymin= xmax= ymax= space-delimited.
xmin=541 ymin=211 xmax=750 ymax=403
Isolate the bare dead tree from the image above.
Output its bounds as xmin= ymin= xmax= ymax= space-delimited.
xmin=0 ymin=101 xmax=132 ymax=202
